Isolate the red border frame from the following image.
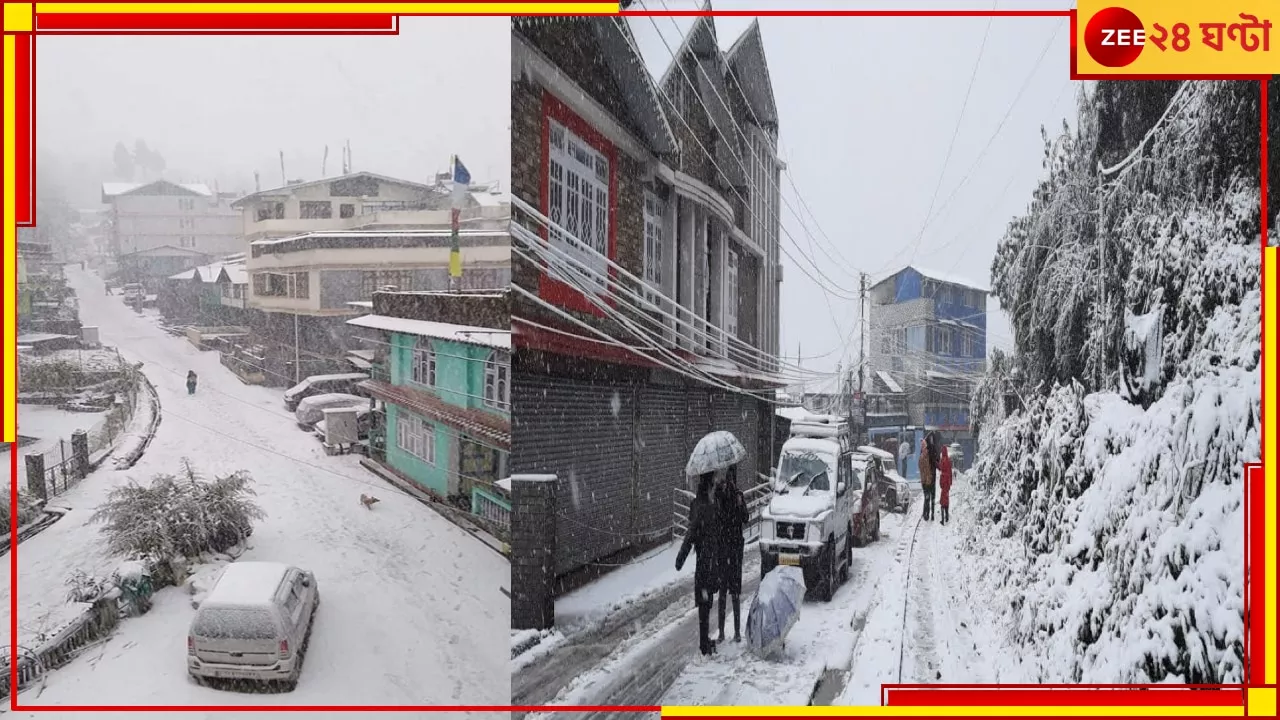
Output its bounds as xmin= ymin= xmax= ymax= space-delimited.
xmin=3 ymin=3 xmax=1271 ymax=715
xmin=537 ymin=89 xmax=619 ymax=319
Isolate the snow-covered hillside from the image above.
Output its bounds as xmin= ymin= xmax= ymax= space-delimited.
xmin=968 ymin=80 xmax=1261 ymax=684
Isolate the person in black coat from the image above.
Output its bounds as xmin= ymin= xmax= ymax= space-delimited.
xmin=676 ymin=471 xmax=723 ymax=656
xmin=186 ymin=370 xmax=198 ymax=395
xmin=715 ymin=465 xmax=748 ymax=642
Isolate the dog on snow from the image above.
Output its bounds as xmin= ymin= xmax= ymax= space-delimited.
xmin=359 ymin=493 xmax=381 ymax=509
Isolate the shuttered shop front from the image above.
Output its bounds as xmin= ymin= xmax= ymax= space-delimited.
xmin=635 ymin=386 xmax=689 ymax=539
xmin=711 ymin=390 xmax=760 ymax=488
xmin=512 ymin=374 xmax=637 ymax=576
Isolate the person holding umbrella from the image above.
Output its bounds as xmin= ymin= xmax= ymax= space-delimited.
xmin=676 ymin=471 xmax=724 ymax=656
xmin=715 ymin=464 xmax=749 ymax=643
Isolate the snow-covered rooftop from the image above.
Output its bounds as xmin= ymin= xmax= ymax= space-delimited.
xmin=876 ymin=370 xmax=904 ymax=394
xmin=15 ymin=332 xmax=75 ymax=344
xmin=167 ymin=259 xmax=246 ymax=283
xmin=875 ymin=265 xmax=991 ymax=294
xmin=250 ymin=228 xmax=505 ymax=247
xmin=102 ymin=181 xmax=212 ymax=197
xmin=203 ymin=562 xmax=291 ymax=607
xmin=346 ymin=314 xmax=510 ymax=350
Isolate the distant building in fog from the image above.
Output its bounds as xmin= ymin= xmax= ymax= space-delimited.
xmin=101 ymin=179 xmax=240 ymax=287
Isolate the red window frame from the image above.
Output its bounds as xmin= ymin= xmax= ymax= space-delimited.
xmin=538 ymin=90 xmax=618 ymax=319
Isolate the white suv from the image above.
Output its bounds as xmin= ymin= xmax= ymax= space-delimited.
xmin=760 ymin=430 xmax=856 ymax=602
xmin=188 ymin=562 xmax=319 ymax=690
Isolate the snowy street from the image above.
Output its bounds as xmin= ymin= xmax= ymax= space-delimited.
xmin=514 ymin=477 xmax=1027 ymax=713
xmin=6 ymin=266 xmax=510 ymax=715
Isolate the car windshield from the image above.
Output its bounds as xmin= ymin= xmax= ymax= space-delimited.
xmin=778 ymin=449 xmax=834 ymax=493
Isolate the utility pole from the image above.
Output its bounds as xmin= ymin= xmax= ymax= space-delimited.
xmin=294 ymin=313 xmax=301 ymax=385
xmin=858 ymin=272 xmax=868 ymax=444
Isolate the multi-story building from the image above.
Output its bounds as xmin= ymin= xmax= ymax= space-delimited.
xmin=101 ymin=180 xmax=240 ymax=287
xmin=867 ymin=265 xmax=989 ymax=472
xmin=346 ymin=290 xmax=510 ymax=521
xmin=243 ymin=225 xmax=510 ymax=384
xmin=510 ymin=16 xmax=784 ymax=609
xmin=232 ymin=171 xmax=509 ymax=245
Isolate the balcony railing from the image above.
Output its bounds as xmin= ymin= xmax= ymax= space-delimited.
xmin=512 ymin=198 xmax=779 ymax=378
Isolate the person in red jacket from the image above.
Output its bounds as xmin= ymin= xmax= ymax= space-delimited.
xmin=938 ymin=445 xmax=954 ymax=525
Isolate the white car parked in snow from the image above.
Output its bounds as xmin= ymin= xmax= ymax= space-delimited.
xmin=187 ymin=562 xmax=319 ymax=690
xmin=294 ymin=393 xmax=367 ymax=429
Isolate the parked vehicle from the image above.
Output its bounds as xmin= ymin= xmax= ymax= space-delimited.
xmin=313 ymin=406 xmax=373 ymax=441
xmin=283 ymin=373 xmax=370 ymax=411
xmin=187 ymin=562 xmax=319 ymax=690
xmin=849 ymin=451 xmax=885 ymax=543
xmin=294 ymin=393 xmax=366 ymax=429
xmin=121 ymin=283 xmax=144 ymax=302
xmin=759 ymin=416 xmax=880 ymax=602
xmin=859 ymin=445 xmax=911 ymax=513
xmin=948 ymin=442 xmax=964 ymax=468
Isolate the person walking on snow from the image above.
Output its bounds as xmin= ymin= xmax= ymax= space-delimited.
xmin=676 ymin=471 xmax=724 ymax=656
xmin=186 ymin=370 xmax=198 ymax=395
xmin=938 ymin=445 xmax=954 ymax=525
xmin=715 ymin=465 xmax=748 ymax=643
xmin=898 ymin=437 xmax=910 ymax=477
xmin=918 ymin=438 xmax=935 ymax=521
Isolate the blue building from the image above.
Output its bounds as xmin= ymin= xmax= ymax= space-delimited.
xmin=866 ymin=266 xmax=989 ymax=473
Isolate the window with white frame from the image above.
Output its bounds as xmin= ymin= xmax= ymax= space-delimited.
xmin=642 ymin=191 xmax=665 ymax=304
xmin=725 ymin=248 xmax=739 ymax=337
xmin=412 ymin=339 xmax=436 ymax=386
xmin=937 ymin=326 xmax=954 ymax=355
xmin=547 ymin=118 xmax=609 ymax=294
xmin=396 ymin=411 xmax=435 ymax=464
xmin=483 ymin=351 xmax=510 ymax=412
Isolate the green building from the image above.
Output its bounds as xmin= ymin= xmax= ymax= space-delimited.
xmin=348 ymin=313 xmax=510 ymax=516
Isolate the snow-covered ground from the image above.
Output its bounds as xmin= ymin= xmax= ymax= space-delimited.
xmin=5 ymin=267 xmax=510 ymax=712
xmin=5 ymin=404 xmax=109 ymax=486
xmin=513 ymin=477 xmax=1029 ymax=713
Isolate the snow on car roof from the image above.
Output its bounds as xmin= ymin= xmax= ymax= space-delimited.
xmin=297 ymin=393 xmax=365 ymax=409
xmin=781 ymin=436 xmax=840 ymax=456
xmin=290 ymin=372 xmax=369 ymax=389
xmin=204 ymin=562 xmax=291 ymax=607
xmin=858 ymin=445 xmax=894 ymax=459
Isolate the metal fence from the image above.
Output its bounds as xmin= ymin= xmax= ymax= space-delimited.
xmin=26 ymin=360 xmax=140 ymax=500
xmin=673 ymin=472 xmax=773 ymax=545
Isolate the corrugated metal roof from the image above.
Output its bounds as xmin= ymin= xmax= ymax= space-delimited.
xmin=360 ymin=379 xmax=510 ymax=450
xmin=346 ymin=314 xmax=510 ymax=350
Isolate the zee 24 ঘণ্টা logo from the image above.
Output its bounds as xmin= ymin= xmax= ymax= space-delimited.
xmin=1084 ymin=6 xmax=1272 ymax=67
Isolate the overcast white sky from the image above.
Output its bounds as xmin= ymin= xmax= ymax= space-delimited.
xmin=630 ymin=0 xmax=1080 ymax=386
xmin=36 ymin=17 xmax=510 ymax=203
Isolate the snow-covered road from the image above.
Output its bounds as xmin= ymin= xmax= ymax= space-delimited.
xmin=514 ymin=476 xmax=1028 ymax=712
xmin=6 ymin=267 xmax=509 ymax=714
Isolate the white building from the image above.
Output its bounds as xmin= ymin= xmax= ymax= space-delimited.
xmin=101 ymin=180 xmax=240 ymax=257
xmin=231 ymin=171 xmax=509 ymax=245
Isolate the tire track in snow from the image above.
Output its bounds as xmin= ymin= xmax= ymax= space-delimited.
xmin=904 ymin=513 xmax=942 ymax=683
xmin=838 ymin=494 xmax=923 ymax=704
xmin=895 ymin=504 xmax=926 ymax=683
